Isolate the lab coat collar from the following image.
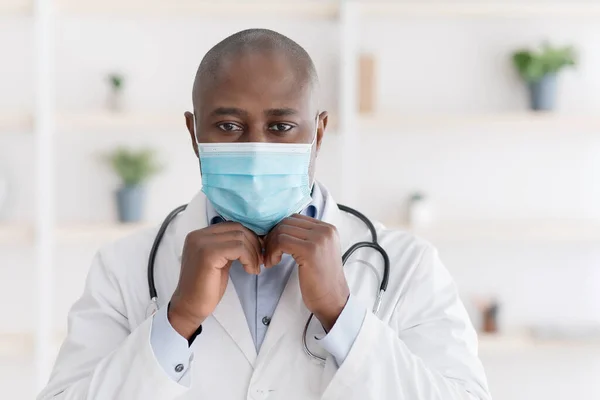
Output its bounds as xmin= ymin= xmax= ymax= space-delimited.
xmin=172 ymin=181 xmax=352 ymax=258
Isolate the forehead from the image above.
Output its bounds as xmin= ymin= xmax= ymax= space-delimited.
xmin=197 ymin=51 xmax=315 ymax=116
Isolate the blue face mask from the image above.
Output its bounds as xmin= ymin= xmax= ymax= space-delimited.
xmin=196 ymin=119 xmax=317 ymax=235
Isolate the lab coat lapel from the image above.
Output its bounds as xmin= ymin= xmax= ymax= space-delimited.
xmin=211 ymin=278 xmax=258 ymax=365
xmin=172 ymin=191 xmax=257 ymax=366
xmin=255 ymin=264 xmax=309 ymax=366
xmin=255 ymin=184 xmax=355 ymax=366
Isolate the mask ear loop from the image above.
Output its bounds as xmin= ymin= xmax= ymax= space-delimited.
xmin=309 ymin=114 xmax=319 ymax=190
xmin=193 ymin=114 xmax=200 ymax=146
xmin=311 ymin=114 xmax=319 ymax=146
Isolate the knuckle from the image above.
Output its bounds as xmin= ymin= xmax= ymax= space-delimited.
xmin=231 ymin=229 xmax=245 ymax=238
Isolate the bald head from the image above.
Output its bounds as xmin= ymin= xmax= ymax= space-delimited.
xmin=192 ymin=29 xmax=319 ymax=112
xmin=184 ymin=28 xmax=328 ymax=176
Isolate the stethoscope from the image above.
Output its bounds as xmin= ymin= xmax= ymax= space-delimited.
xmin=147 ymin=203 xmax=390 ymax=364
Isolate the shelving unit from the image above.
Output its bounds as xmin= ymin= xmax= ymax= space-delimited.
xmin=55 ymin=0 xmax=340 ymax=18
xmin=388 ymin=220 xmax=600 ymax=243
xmin=358 ymin=112 xmax=600 ymax=133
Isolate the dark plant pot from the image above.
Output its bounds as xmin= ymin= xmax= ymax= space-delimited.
xmin=116 ymin=185 xmax=145 ymax=223
xmin=528 ymin=74 xmax=557 ymax=111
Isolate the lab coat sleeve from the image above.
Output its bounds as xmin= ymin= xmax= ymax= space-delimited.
xmin=321 ymin=245 xmax=491 ymax=400
xmin=37 ymin=251 xmax=191 ymax=400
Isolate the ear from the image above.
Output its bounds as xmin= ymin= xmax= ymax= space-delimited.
xmin=316 ymin=111 xmax=328 ymax=154
xmin=184 ymin=111 xmax=199 ymax=158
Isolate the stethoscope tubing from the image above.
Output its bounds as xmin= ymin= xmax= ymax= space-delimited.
xmin=147 ymin=203 xmax=390 ymax=364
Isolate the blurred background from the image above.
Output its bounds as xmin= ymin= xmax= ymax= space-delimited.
xmin=1 ymin=0 xmax=600 ymax=398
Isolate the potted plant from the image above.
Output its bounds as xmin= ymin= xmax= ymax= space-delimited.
xmin=107 ymin=73 xmax=125 ymax=112
xmin=105 ymin=147 xmax=162 ymax=223
xmin=511 ymin=43 xmax=576 ymax=111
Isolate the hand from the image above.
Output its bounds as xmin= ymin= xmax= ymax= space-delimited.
xmin=264 ymin=214 xmax=350 ymax=331
xmin=169 ymin=222 xmax=263 ymax=339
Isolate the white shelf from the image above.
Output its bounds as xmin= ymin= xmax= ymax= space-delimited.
xmin=0 ymin=0 xmax=31 ymax=15
xmin=0 ymin=224 xmax=33 ymax=245
xmin=0 ymin=223 xmax=154 ymax=245
xmin=3 ymin=330 xmax=599 ymax=357
xmin=359 ymin=112 xmax=600 ymax=133
xmin=478 ymin=332 xmax=600 ymax=353
xmin=57 ymin=222 xmax=154 ymax=242
xmin=0 ymin=332 xmax=64 ymax=358
xmin=387 ymin=220 xmax=600 ymax=243
xmin=57 ymin=111 xmax=187 ymax=133
xmin=362 ymin=2 xmax=600 ymax=18
xmin=55 ymin=0 xmax=339 ymax=18
xmin=0 ymin=112 xmax=33 ymax=133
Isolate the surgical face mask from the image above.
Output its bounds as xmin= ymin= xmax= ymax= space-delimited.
xmin=195 ymin=117 xmax=317 ymax=235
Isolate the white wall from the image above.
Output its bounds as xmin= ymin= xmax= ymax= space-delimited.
xmin=1 ymin=4 xmax=600 ymax=330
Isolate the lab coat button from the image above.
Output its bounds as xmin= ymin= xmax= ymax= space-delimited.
xmin=262 ymin=316 xmax=271 ymax=326
xmin=174 ymin=364 xmax=184 ymax=373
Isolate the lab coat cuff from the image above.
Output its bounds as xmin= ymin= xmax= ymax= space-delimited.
xmin=316 ymin=294 xmax=367 ymax=366
xmin=150 ymin=305 xmax=194 ymax=383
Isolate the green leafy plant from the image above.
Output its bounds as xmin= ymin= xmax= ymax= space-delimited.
xmin=105 ymin=147 xmax=162 ymax=187
xmin=512 ymin=43 xmax=576 ymax=83
xmin=107 ymin=73 xmax=124 ymax=91
xmin=409 ymin=192 xmax=425 ymax=203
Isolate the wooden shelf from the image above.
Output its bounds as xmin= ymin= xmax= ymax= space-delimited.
xmin=0 ymin=0 xmax=31 ymax=15
xmin=57 ymin=111 xmax=187 ymax=133
xmin=0 ymin=112 xmax=33 ymax=133
xmin=358 ymin=112 xmax=600 ymax=133
xmin=387 ymin=220 xmax=600 ymax=243
xmin=362 ymin=2 xmax=600 ymax=18
xmin=55 ymin=0 xmax=339 ymax=18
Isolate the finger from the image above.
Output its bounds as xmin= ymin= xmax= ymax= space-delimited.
xmin=231 ymin=227 xmax=263 ymax=273
xmin=287 ymin=213 xmax=320 ymax=223
xmin=264 ymin=232 xmax=307 ymax=268
xmin=206 ymin=227 xmax=263 ymax=272
xmin=213 ymin=240 xmax=260 ymax=275
xmin=285 ymin=215 xmax=337 ymax=237
xmin=279 ymin=214 xmax=321 ymax=230
xmin=205 ymin=221 xmax=250 ymax=234
xmin=270 ymin=224 xmax=311 ymax=241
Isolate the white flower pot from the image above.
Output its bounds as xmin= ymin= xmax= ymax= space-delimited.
xmin=107 ymin=90 xmax=125 ymax=112
xmin=409 ymin=199 xmax=433 ymax=229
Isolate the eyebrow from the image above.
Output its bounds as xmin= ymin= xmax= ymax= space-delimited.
xmin=210 ymin=107 xmax=249 ymax=118
xmin=264 ymin=108 xmax=298 ymax=117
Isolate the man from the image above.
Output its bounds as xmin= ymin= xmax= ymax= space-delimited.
xmin=39 ymin=29 xmax=490 ymax=399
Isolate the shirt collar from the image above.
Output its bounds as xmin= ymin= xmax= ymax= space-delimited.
xmin=206 ymin=182 xmax=325 ymax=226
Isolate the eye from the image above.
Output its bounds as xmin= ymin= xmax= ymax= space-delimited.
xmin=217 ymin=122 xmax=243 ymax=132
xmin=269 ymin=123 xmax=294 ymax=132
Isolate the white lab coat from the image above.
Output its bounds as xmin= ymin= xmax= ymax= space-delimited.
xmin=39 ymin=184 xmax=491 ymax=400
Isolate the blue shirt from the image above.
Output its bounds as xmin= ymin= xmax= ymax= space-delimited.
xmin=150 ymin=184 xmax=367 ymax=382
